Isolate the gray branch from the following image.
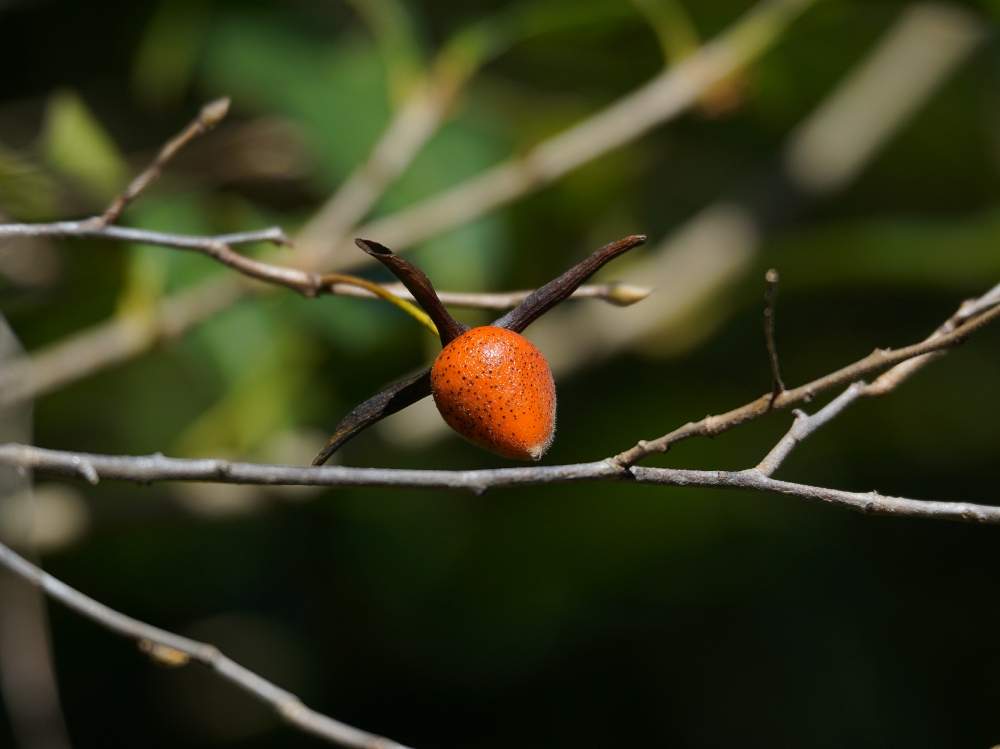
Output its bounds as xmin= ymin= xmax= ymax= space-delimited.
xmin=756 ymin=281 xmax=1000 ymax=476
xmin=0 ymin=219 xmax=648 ymax=310
xmin=0 ymin=540 xmax=412 ymax=749
xmin=0 ymin=444 xmax=997 ymax=524
xmin=0 ymin=221 xmax=290 ymax=252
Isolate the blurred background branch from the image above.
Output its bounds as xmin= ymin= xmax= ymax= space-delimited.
xmin=0 ymin=539 xmax=413 ymax=749
xmin=0 ymin=0 xmax=814 ymax=406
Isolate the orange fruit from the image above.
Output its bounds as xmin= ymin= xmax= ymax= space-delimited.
xmin=431 ymin=326 xmax=556 ymax=461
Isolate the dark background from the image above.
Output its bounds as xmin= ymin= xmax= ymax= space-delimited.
xmin=1 ymin=0 xmax=999 ymax=747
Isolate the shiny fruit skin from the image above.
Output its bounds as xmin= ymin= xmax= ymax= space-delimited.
xmin=430 ymin=326 xmax=556 ymax=460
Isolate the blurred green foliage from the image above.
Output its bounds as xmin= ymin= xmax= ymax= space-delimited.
xmin=1 ymin=1 xmax=999 ymax=748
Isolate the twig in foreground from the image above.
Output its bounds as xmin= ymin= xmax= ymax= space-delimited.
xmin=0 ymin=444 xmax=997 ymax=524
xmin=0 ymin=541 xmax=411 ymax=749
xmin=614 ymin=284 xmax=1000 ymax=466
xmin=763 ymin=268 xmax=785 ymax=402
xmin=755 ymin=384 xmax=863 ymax=476
xmin=755 ymin=281 xmax=1000 ymax=476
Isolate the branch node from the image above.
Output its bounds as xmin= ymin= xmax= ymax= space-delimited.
xmin=605 ymin=282 xmax=653 ymax=306
xmin=139 ymin=640 xmax=191 ymax=667
xmin=277 ymin=698 xmax=308 ymax=722
xmin=72 ymin=457 xmax=99 ymax=485
xmin=200 ymin=97 xmax=232 ymax=128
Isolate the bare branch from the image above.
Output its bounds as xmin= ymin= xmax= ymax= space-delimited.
xmin=4 ymin=283 xmax=1000 ymax=523
xmin=762 ymin=268 xmax=785 ymax=401
xmin=0 ymin=540 xmax=411 ymax=749
xmin=755 ymin=281 xmax=1000 ymax=476
xmin=862 ymin=281 xmax=1000 ymax=395
xmin=332 ymin=281 xmax=652 ymax=310
xmin=613 ymin=283 xmax=1000 ymax=466
xmin=0 ymin=221 xmax=289 ymax=251
xmin=3 ymin=284 xmax=997 ymax=522
xmin=755 ymin=383 xmax=864 ymax=476
xmin=1 ymin=444 xmax=997 ymax=524
xmin=99 ymin=97 xmax=231 ymax=225
xmin=0 ymin=219 xmax=648 ymax=318
xmin=494 ymin=234 xmax=648 ymax=332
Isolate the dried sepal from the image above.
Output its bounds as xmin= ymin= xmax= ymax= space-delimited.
xmin=493 ymin=234 xmax=646 ymax=332
xmin=312 ymin=369 xmax=432 ymax=466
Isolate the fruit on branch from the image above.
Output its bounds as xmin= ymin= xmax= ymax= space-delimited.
xmin=431 ymin=326 xmax=556 ymax=461
xmin=312 ymin=234 xmax=646 ymax=466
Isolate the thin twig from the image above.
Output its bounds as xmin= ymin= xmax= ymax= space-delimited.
xmin=0 ymin=444 xmax=997 ymax=524
xmin=862 ymin=281 xmax=1000 ymax=395
xmin=0 ymin=219 xmax=434 ymax=334
xmin=613 ymin=283 xmax=1000 ymax=466
xmin=0 ymin=221 xmax=289 ymax=251
xmin=0 ymin=221 xmax=649 ymax=341
xmin=755 ymin=281 xmax=1000 ymax=476
xmin=330 ymin=281 xmax=652 ymax=310
xmin=0 ymin=541 xmax=411 ymax=749
xmin=763 ymin=268 xmax=785 ymax=402
xmin=2 ymin=281 xmax=999 ymax=524
xmin=99 ymin=98 xmax=231 ymax=225
xmin=0 ymin=221 xmax=650 ymax=406
xmin=755 ymin=384 xmax=863 ymax=476
xmin=0 ymin=219 xmax=645 ymax=312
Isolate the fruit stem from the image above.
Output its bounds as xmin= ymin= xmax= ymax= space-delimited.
xmin=355 ymin=238 xmax=468 ymax=346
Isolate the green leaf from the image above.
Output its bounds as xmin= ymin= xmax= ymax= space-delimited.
xmin=0 ymin=142 xmax=58 ymax=220
xmin=200 ymin=13 xmax=391 ymax=186
xmin=345 ymin=0 xmax=427 ymax=104
xmin=41 ymin=90 xmax=127 ymax=202
xmin=768 ymin=212 xmax=1000 ymax=290
xmin=132 ymin=0 xmax=211 ymax=109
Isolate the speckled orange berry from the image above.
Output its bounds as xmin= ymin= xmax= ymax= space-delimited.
xmin=430 ymin=326 xmax=556 ymax=461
